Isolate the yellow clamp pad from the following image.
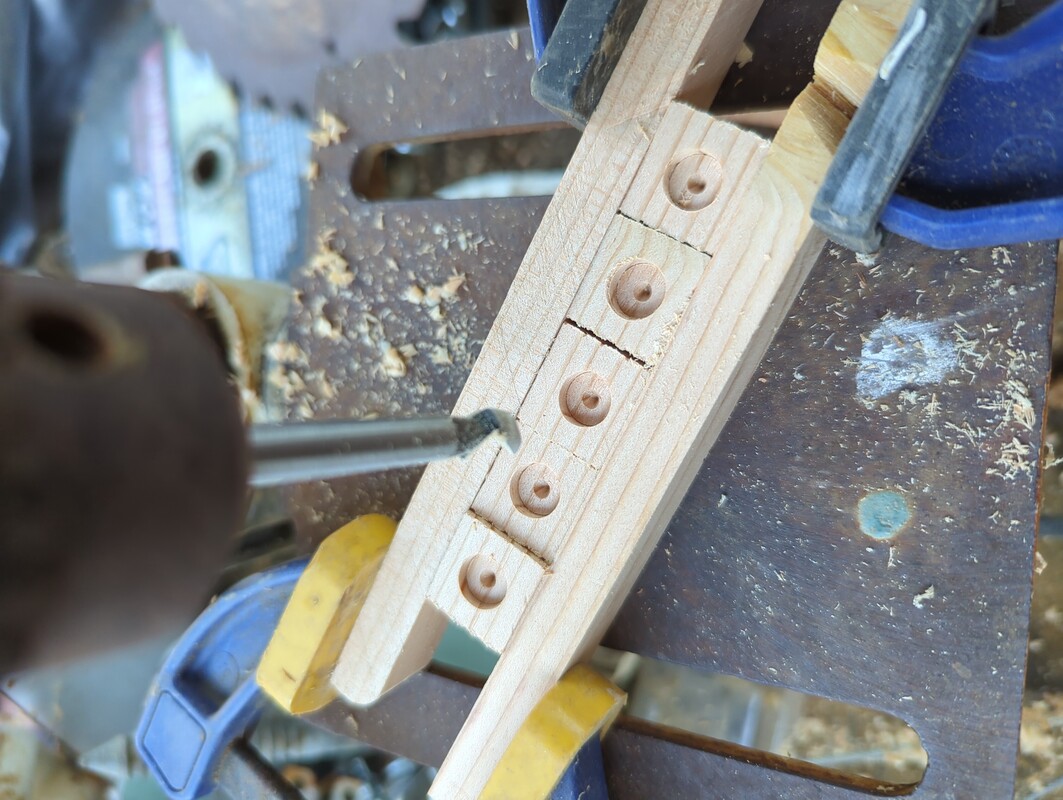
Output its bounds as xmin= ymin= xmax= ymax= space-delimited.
xmin=482 ymin=664 xmax=626 ymax=800
xmin=257 ymin=514 xmax=396 ymax=714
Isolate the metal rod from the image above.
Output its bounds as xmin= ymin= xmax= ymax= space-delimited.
xmin=248 ymin=410 xmax=519 ymax=488
xmin=215 ymin=740 xmax=304 ymax=800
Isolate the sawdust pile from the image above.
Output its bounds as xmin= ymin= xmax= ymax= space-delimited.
xmin=1016 ymin=692 xmax=1063 ymax=798
xmin=779 ymin=698 xmax=927 ymax=785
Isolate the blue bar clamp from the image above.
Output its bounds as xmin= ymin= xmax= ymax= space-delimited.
xmin=135 ymin=560 xmax=306 ymax=800
xmin=815 ymin=0 xmax=1063 ymax=251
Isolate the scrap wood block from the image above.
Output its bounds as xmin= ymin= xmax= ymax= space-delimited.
xmin=330 ymin=1 xmax=914 ymax=797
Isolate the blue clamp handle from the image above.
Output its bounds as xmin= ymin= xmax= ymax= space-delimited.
xmin=882 ymin=0 xmax=1063 ymax=249
xmin=135 ymin=560 xmax=306 ymax=800
xmin=551 ymin=736 xmax=610 ymax=800
xmin=526 ymin=0 xmax=566 ymax=60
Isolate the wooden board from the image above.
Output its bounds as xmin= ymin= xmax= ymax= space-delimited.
xmin=329 ymin=1 xmax=912 ymax=796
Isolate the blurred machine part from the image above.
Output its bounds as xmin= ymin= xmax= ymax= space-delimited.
xmin=0 ymin=0 xmax=34 ymax=263
xmin=0 ymin=272 xmax=248 ymax=674
xmin=0 ymin=0 xmax=130 ymax=265
xmin=64 ymin=11 xmax=311 ymax=282
xmin=150 ymin=0 xmax=425 ymax=111
xmin=148 ymin=0 xmax=528 ymax=112
xmin=137 ymin=268 xmax=292 ymax=421
xmin=0 ymin=705 xmax=106 ymax=800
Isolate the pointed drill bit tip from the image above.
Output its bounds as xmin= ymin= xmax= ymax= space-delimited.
xmin=454 ymin=409 xmax=521 ymax=456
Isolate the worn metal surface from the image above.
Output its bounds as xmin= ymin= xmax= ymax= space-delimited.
xmin=269 ymin=29 xmax=562 ymax=543
xmin=605 ymin=236 xmax=1056 ymax=797
xmin=0 ymin=275 xmax=247 ymax=673
xmin=313 ymin=668 xmax=902 ymax=797
xmin=153 ymin=0 xmax=426 ymax=110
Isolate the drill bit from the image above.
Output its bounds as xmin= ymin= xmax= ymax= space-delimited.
xmin=248 ymin=409 xmax=520 ymax=488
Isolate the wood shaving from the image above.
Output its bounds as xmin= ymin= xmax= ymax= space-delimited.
xmin=267 ymin=363 xmax=306 ymax=403
xmin=314 ymin=372 xmax=337 ymax=401
xmin=430 ymin=345 xmax=452 ymax=366
xmin=1016 ymin=692 xmax=1063 ymax=798
xmin=912 ymin=585 xmax=935 ymax=609
xmin=381 ymin=344 xmax=408 ymax=378
xmin=313 ymin=316 xmax=341 ymax=341
xmin=991 ymin=437 xmax=1034 ymax=481
xmin=309 ymin=228 xmax=354 ymax=288
xmin=266 ymin=340 xmax=307 ymax=364
xmin=308 ymin=110 xmax=348 ymax=147
xmin=423 ymin=274 xmax=466 ymax=307
xmin=735 ymin=42 xmax=754 ymax=68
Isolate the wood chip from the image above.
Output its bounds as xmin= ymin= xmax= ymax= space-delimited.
xmin=309 ymin=110 xmax=348 ymax=147
xmin=430 ymin=345 xmax=453 ymax=366
xmin=913 ymin=585 xmax=935 ymax=609
xmin=381 ymin=344 xmax=408 ymax=378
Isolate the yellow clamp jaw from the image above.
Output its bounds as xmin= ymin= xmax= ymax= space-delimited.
xmin=257 ymin=514 xmax=396 ymax=714
xmin=257 ymin=514 xmax=624 ymax=800
xmin=483 ymin=664 xmax=625 ymax=800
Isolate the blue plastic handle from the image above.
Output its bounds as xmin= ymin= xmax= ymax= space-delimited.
xmin=135 ymin=560 xmax=306 ymax=800
xmin=527 ymin=0 xmax=567 ymax=60
xmin=550 ymin=735 xmax=610 ymax=799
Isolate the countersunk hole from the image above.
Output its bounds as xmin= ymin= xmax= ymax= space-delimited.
xmin=23 ymin=308 xmax=106 ymax=367
xmin=192 ymin=149 xmax=221 ymax=188
xmin=512 ymin=463 xmax=560 ymax=517
xmin=560 ymin=371 xmax=611 ymax=427
xmin=460 ymin=554 xmax=506 ymax=609
xmin=610 ymin=260 xmax=666 ymax=320
xmin=665 ymin=151 xmax=722 ymax=211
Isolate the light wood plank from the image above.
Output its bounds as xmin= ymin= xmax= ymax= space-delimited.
xmin=470 ymin=321 xmax=651 ymax=561
xmin=619 ymin=103 xmax=768 ymax=254
xmin=433 ymin=90 xmax=845 ymax=800
xmin=332 ymin=0 xmax=764 ymax=710
xmin=567 ymin=215 xmax=714 ymax=366
xmin=815 ymin=0 xmax=912 ymax=109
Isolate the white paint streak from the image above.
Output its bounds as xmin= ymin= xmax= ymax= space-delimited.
xmin=880 ymin=7 xmax=927 ymax=81
xmin=856 ymin=318 xmax=958 ymax=400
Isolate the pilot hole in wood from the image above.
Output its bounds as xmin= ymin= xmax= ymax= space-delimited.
xmin=511 ymin=462 xmax=561 ymax=517
xmin=560 ymin=371 xmax=611 ymax=427
xmin=610 ymin=260 xmax=667 ymax=319
xmin=664 ymin=150 xmax=722 ymax=211
xmin=460 ymin=554 xmax=506 ymax=609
